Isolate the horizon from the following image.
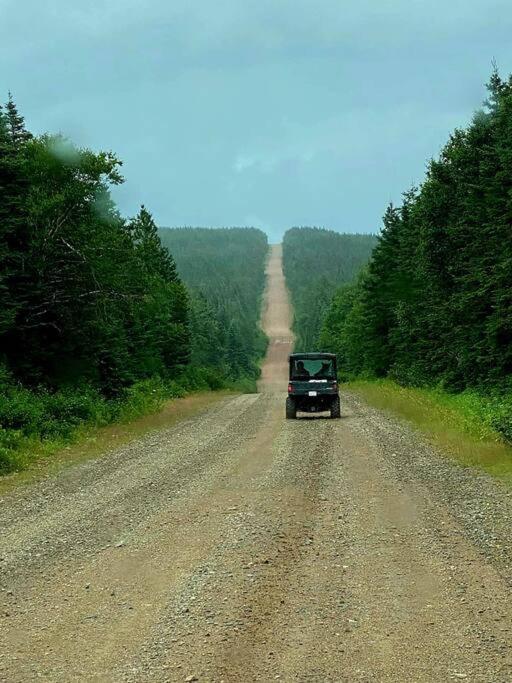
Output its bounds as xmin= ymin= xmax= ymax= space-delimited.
xmin=158 ymin=224 xmax=379 ymax=243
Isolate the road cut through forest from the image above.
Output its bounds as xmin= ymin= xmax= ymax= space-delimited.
xmin=0 ymin=245 xmax=511 ymax=682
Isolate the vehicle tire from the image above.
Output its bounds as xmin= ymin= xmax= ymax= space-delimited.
xmin=286 ymin=397 xmax=297 ymax=419
xmin=330 ymin=395 xmax=341 ymax=419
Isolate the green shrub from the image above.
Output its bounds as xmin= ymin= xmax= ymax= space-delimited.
xmin=0 ymin=428 xmax=24 ymax=474
xmin=0 ymin=385 xmax=111 ymax=439
xmin=0 ymin=365 xmax=250 ymax=476
xmin=202 ymin=369 xmax=226 ymax=391
xmin=117 ymin=377 xmax=169 ymax=422
xmin=177 ymin=366 xmax=226 ymax=391
xmin=0 ymin=387 xmax=46 ymax=434
xmin=472 ymin=394 xmax=512 ymax=443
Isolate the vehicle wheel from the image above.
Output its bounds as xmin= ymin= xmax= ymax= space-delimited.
xmin=330 ymin=396 xmax=341 ymax=418
xmin=286 ymin=397 xmax=297 ymax=419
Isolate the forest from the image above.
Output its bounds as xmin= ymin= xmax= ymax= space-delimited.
xmin=4 ymin=68 xmax=512 ymax=473
xmin=282 ymin=227 xmax=377 ymax=350
xmin=0 ymin=97 xmax=267 ymax=473
xmin=316 ymin=71 xmax=512 ymax=440
xmin=158 ymin=227 xmax=268 ymax=383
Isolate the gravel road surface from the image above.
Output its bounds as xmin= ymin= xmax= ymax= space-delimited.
xmin=1 ymin=245 xmax=511 ymax=682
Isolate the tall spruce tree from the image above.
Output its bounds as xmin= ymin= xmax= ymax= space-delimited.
xmin=5 ymin=93 xmax=32 ymax=146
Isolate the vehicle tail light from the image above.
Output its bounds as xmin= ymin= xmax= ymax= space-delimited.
xmin=333 ymin=381 xmax=338 ymax=390
xmin=288 ymin=383 xmax=293 ymax=393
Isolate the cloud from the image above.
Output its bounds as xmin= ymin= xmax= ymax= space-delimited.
xmin=234 ymin=154 xmax=258 ymax=173
xmin=2 ymin=0 xmax=512 ymax=238
xmin=4 ymin=1 xmax=510 ymax=67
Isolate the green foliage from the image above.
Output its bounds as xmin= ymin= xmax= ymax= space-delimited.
xmin=282 ymin=227 xmax=377 ymax=351
xmin=318 ymin=71 xmax=512 ymax=399
xmin=115 ymin=376 xmax=174 ymax=422
xmin=0 ymin=96 xmax=267 ymax=476
xmin=314 ymin=71 xmax=512 ymax=442
xmin=0 ymin=97 xmax=190 ymax=395
xmin=0 ymin=367 xmax=111 ymax=474
xmin=0 ymin=363 xmax=242 ymax=475
xmin=159 ymin=227 xmax=268 ymax=379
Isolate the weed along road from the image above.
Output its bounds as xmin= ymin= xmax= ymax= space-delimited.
xmin=0 ymin=245 xmax=511 ymax=683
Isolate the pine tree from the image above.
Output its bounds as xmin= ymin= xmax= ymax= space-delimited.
xmin=5 ymin=93 xmax=32 ymax=146
xmin=158 ymin=227 xmax=268 ymax=379
xmin=129 ymin=206 xmax=178 ymax=282
xmin=0 ymin=100 xmax=29 ymax=339
xmin=0 ymin=105 xmax=12 ymax=335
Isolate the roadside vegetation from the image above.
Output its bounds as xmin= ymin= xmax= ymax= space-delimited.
xmin=0 ymin=97 xmax=267 ymax=475
xmin=347 ymin=380 xmax=512 ymax=485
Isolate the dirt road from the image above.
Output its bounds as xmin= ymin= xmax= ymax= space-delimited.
xmin=1 ymin=245 xmax=511 ymax=682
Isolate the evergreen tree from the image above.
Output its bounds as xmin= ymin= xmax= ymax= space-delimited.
xmin=5 ymin=93 xmax=32 ymax=146
xmin=0 ymin=96 xmax=192 ymax=393
xmin=159 ymin=227 xmax=268 ymax=380
xmin=129 ymin=205 xmax=178 ymax=282
xmin=0 ymin=101 xmax=29 ymax=340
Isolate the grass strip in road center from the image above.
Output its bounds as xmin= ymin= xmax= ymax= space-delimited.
xmin=346 ymin=379 xmax=512 ymax=487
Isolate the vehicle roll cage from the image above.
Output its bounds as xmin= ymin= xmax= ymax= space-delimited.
xmin=288 ymin=353 xmax=337 ymax=373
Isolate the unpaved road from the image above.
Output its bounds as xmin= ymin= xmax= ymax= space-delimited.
xmin=1 ymin=246 xmax=512 ymax=682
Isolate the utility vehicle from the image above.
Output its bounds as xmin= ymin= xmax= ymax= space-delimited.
xmin=286 ymin=352 xmax=340 ymax=419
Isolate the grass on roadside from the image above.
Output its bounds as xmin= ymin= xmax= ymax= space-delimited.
xmin=346 ymin=379 xmax=512 ymax=486
xmin=0 ymin=390 xmax=234 ymax=496
xmin=0 ymin=366 xmax=254 ymax=479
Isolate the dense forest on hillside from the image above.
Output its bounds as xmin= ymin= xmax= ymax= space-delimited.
xmin=159 ymin=228 xmax=268 ymax=380
xmin=318 ymin=71 xmax=512 ymax=439
xmin=0 ymin=97 xmax=267 ymax=473
xmin=282 ymin=228 xmax=377 ymax=350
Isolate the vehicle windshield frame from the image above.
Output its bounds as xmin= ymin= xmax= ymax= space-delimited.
xmin=289 ymin=355 xmax=337 ymax=381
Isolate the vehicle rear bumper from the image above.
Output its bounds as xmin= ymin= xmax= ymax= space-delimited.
xmin=288 ymin=393 xmax=339 ymax=412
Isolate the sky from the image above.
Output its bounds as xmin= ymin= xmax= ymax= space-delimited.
xmin=2 ymin=1 xmax=512 ymax=242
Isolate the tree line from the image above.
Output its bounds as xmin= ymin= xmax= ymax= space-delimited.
xmin=158 ymin=227 xmax=268 ymax=381
xmin=282 ymin=227 xmax=377 ymax=351
xmin=0 ymin=97 xmax=191 ymax=395
xmin=0 ymin=96 xmax=267 ymax=472
xmin=316 ymin=71 xmax=512 ymax=438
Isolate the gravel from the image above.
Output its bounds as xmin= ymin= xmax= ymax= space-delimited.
xmin=0 ymin=245 xmax=510 ymax=682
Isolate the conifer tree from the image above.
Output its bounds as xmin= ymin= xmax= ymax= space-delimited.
xmin=129 ymin=205 xmax=178 ymax=282
xmin=5 ymin=93 xmax=32 ymax=146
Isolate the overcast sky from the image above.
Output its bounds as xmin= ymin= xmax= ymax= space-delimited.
xmin=2 ymin=1 xmax=512 ymax=241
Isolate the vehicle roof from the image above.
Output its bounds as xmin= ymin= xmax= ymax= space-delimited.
xmin=289 ymin=352 xmax=336 ymax=360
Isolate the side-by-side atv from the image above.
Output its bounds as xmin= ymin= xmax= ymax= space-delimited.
xmin=286 ymin=352 xmax=340 ymax=419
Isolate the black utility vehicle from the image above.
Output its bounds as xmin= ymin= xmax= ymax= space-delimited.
xmin=286 ymin=352 xmax=340 ymax=419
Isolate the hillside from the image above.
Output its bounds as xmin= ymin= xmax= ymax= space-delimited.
xmin=159 ymin=227 xmax=268 ymax=382
xmin=282 ymin=227 xmax=377 ymax=351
